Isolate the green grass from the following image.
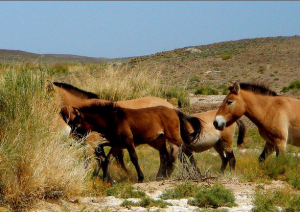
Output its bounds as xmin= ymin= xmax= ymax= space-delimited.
xmin=105 ymin=182 xmax=146 ymax=198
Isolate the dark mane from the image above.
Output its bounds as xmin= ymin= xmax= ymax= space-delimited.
xmin=53 ymin=82 xmax=99 ymax=99
xmin=80 ymin=101 xmax=121 ymax=117
xmin=239 ymin=82 xmax=279 ymax=96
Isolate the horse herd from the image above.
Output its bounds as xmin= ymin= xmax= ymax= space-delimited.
xmin=47 ymin=81 xmax=300 ymax=183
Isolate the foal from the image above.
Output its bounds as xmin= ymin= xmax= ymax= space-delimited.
xmin=68 ymin=102 xmax=202 ymax=182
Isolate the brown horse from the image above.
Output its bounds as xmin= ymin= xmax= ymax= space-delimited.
xmin=68 ymin=102 xmax=202 ymax=182
xmin=48 ymin=81 xmax=180 ymax=177
xmin=213 ymin=82 xmax=300 ymax=161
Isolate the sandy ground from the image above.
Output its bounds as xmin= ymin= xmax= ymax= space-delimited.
xmin=31 ymin=178 xmax=292 ymax=212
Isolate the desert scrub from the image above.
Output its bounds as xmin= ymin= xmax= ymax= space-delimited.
xmin=121 ymin=197 xmax=172 ymax=208
xmin=160 ymin=181 xmax=199 ymax=199
xmin=188 ymin=185 xmax=236 ymax=208
xmin=0 ymin=66 xmax=87 ymax=210
xmin=195 ymin=86 xmax=218 ymax=95
xmin=105 ymin=182 xmax=145 ymax=198
xmin=252 ymin=188 xmax=300 ymax=212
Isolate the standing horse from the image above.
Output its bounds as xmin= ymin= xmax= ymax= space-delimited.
xmin=47 ymin=81 xmax=181 ymax=177
xmin=213 ymin=82 xmax=300 ymax=161
xmin=68 ymin=102 xmax=202 ymax=182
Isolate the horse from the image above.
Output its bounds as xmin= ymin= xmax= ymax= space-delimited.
xmin=47 ymin=81 xmax=182 ymax=177
xmin=213 ymin=82 xmax=300 ymax=161
xmin=67 ymin=101 xmax=202 ymax=183
xmin=119 ymin=109 xmax=246 ymax=175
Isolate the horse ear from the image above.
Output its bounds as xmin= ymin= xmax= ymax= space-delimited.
xmin=228 ymin=82 xmax=240 ymax=94
xmin=73 ymin=107 xmax=81 ymax=117
xmin=228 ymin=82 xmax=235 ymax=92
xmin=233 ymin=82 xmax=240 ymax=94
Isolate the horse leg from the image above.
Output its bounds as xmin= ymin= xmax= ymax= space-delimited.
xmin=213 ymin=142 xmax=228 ymax=174
xmin=102 ymin=146 xmax=122 ymax=182
xmin=226 ymin=151 xmax=236 ymax=172
xmin=115 ymin=150 xmax=129 ymax=174
xmin=126 ymin=144 xmax=144 ymax=183
xmin=93 ymin=145 xmax=107 ymax=177
xmin=258 ymin=142 xmax=276 ymax=162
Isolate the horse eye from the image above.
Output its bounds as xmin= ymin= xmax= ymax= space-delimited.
xmin=227 ymin=100 xmax=233 ymax=105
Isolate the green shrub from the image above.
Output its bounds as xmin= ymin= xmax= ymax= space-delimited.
xmin=188 ymin=185 xmax=236 ymax=208
xmin=195 ymin=86 xmax=218 ymax=95
xmin=121 ymin=197 xmax=172 ymax=208
xmin=252 ymin=189 xmax=300 ymax=212
xmin=221 ymin=52 xmax=232 ymax=60
xmin=261 ymin=154 xmax=299 ymax=179
xmin=160 ymin=181 xmax=198 ymax=199
xmin=281 ymin=80 xmax=300 ymax=93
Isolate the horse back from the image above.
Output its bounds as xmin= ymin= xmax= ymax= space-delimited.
xmin=117 ymin=97 xmax=174 ymax=109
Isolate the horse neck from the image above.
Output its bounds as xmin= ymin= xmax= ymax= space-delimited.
xmin=241 ymin=90 xmax=273 ymax=128
xmin=56 ymin=87 xmax=90 ymax=107
xmin=83 ymin=107 xmax=116 ymax=135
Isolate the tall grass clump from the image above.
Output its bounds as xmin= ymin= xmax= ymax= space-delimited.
xmin=69 ymin=65 xmax=190 ymax=107
xmin=0 ymin=66 xmax=87 ymax=210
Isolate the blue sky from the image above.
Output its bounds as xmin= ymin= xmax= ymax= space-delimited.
xmin=0 ymin=1 xmax=299 ymax=58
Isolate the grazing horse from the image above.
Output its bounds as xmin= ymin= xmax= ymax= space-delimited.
xmin=47 ymin=81 xmax=181 ymax=177
xmin=68 ymin=102 xmax=202 ymax=183
xmin=213 ymin=82 xmax=300 ymax=161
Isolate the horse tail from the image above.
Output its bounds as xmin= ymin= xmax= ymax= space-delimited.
xmin=236 ymin=119 xmax=246 ymax=147
xmin=115 ymin=150 xmax=129 ymax=174
xmin=176 ymin=109 xmax=202 ymax=146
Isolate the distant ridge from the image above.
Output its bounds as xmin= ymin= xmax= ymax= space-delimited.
xmin=0 ymin=49 xmax=131 ymax=64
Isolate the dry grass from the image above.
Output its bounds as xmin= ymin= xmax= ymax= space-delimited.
xmin=0 ymin=67 xmax=88 ymax=210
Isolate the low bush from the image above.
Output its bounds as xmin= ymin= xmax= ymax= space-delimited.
xmin=121 ymin=197 xmax=172 ymax=208
xmin=188 ymin=185 xmax=236 ymax=208
xmin=160 ymin=181 xmax=198 ymax=199
xmin=195 ymin=86 xmax=218 ymax=95
xmin=281 ymin=80 xmax=300 ymax=93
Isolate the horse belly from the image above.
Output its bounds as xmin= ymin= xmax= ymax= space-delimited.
xmin=191 ymin=130 xmax=220 ymax=152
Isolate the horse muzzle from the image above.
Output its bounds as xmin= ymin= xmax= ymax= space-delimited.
xmin=213 ymin=116 xmax=226 ymax=131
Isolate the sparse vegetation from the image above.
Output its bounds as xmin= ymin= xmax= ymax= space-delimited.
xmin=121 ymin=197 xmax=172 ymax=208
xmin=105 ymin=182 xmax=146 ymax=198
